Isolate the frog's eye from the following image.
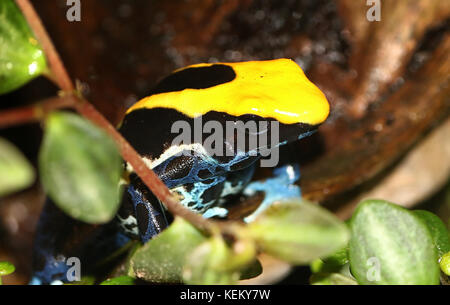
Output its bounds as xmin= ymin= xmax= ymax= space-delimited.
xmin=150 ymin=64 xmax=236 ymax=95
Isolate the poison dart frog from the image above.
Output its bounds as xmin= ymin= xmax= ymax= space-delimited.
xmin=30 ymin=58 xmax=329 ymax=284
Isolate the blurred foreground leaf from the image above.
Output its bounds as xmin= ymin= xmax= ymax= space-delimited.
xmin=0 ymin=137 xmax=35 ymax=197
xmin=349 ymin=200 xmax=440 ymax=285
xmin=0 ymin=261 xmax=15 ymax=285
xmin=183 ymin=236 xmax=257 ymax=285
xmin=0 ymin=261 xmax=15 ymax=276
xmin=0 ymin=0 xmax=47 ymax=94
xmin=39 ymin=112 xmax=122 ymax=224
xmin=440 ymin=252 xmax=450 ymax=276
xmin=128 ymin=218 xmax=206 ymax=283
xmin=310 ymin=246 xmax=349 ymax=274
xmin=244 ymin=200 xmax=349 ymax=264
xmin=414 ymin=210 xmax=450 ymax=258
xmin=183 ymin=236 xmax=239 ymax=285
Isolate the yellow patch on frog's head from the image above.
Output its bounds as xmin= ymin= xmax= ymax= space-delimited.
xmin=127 ymin=58 xmax=329 ymax=125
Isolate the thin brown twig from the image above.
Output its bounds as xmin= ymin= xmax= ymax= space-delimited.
xmin=14 ymin=0 xmax=220 ymax=234
xmin=15 ymin=0 xmax=74 ymax=92
xmin=0 ymin=96 xmax=75 ymax=129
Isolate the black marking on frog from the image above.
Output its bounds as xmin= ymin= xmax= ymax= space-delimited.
xmin=149 ymin=64 xmax=236 ymax=95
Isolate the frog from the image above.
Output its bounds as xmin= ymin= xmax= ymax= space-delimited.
xmin=30 ymin=58 xmax=329 ymax=284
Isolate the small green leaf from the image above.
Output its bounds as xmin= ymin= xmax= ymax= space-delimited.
xmin=0 ymin=0 xmax=47 ymax=94
xmin=245 ymin=200 xmax=349 ymax=264
xmin=310 ymin=273 xmax=357 ymax=285
xmin=0 ymin=137 xmax=35 ymax=197
xmin=414 ymin=210 xmax=450 ymax=257
xmin=183 ymin=235 xmax=257 ymax=285
xmin=310 ymin=246 xmax=349 ymax=274
xmin=183 ymin=235 xmax=240 ymax=285
xmin=440 ymin=251 xmax=450 ymax=276
xmin=129 ymin=218 xmax=207 ymax=283
xmin=39 ymin=112 xmax=123 ymax=224
xmin=100 ymin=276 xmax=135 ymax=285
xmin=226 ymin=238 xmax=258 ymax=272
xmin=0 ymin=261 xmax=15 ymax=276
xmin=349 ymin=199 xmax=440 ymax=285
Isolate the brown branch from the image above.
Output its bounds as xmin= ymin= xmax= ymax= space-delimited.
xmin=14 ymin=0 xmax=219 ymax=234
xmin=15 ymin=0 xmax=74 ymax=92
xmin=0 ymin=96 xmax=75 ymax=129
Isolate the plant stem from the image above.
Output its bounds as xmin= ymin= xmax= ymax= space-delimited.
xmin=0 ymin=97 xmax=75 ymax=129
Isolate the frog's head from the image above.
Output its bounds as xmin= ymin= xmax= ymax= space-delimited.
xmin=116 ymin=60 xmax=330 ymax=243
xmin=125 ymin=59 xmax=329 ymax=152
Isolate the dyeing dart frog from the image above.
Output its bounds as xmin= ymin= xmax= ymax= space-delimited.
xmin=30 ymin=58 xmax=329 ymax=284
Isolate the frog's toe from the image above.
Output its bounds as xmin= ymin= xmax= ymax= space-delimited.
xmin=273 ymin=164 xmax=300 ymax=184
xmin=29 ymin=276 xmax=43 ymax=285
xmin=202 ymin=207 xmax=229 ymax=218
xmin=243 ymin=164 xmax=302 ymax=223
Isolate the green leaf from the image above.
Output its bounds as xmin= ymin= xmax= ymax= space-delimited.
xmin=414 ymin=210 xmax=450 ymax=257
xmin=39 ymin=112 xmax=123 ymax=224
xmin=0 ymin=261 xmax=15 ymax=276
xmin=349 ymin=199 xmax=440 ymax=285
xmin=440 ymin=251 xmax=450 ymax=276
xmin=183 ymin=235 xmax=240 ymax=285
xmin=183 ymin=235 xmax=257 ymax=285
xmin=310 ymin=246 xmax=349 ymax=274
xmin=100 ymin=276 xmax=135 ymax=285
xmin=0 ymin=0 xmax=47 ymax=94
xmin=245 ymin=200 xmax=349 ymax=264
xmin=0 ymin=137 xmax=35 ymax=197
xmin=129 ymin=218 xmax=207 ymax=283
xmin=310 ymin=272 xmax=357 ymax=285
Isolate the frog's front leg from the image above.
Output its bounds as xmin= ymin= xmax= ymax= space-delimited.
xmin=202 ymin=164 xmax=257 ymax=219
xmin=30 ymin=200 xmax=74 ymax=285
xmin=31 ymin=199 xmax=130 ymax=285
xmin=171 ymin=175 xmax=228 ymax=219
xmin=118 ymin=174 xmax=170 ymax=243
xmin=243 ymin=164 xmax=301 ymax=223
